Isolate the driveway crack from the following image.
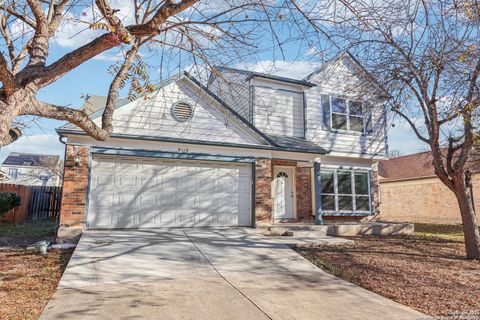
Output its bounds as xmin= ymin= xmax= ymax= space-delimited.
xmin=183 ymin=231 xmax=273 ymax=320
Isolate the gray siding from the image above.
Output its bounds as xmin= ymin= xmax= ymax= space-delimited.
xmin=94 ymin=79 xmax=262 ymax=145
xmin=253 ymin=84 xmax=304 ymax=137
xmin=305 ymin=57 xmax=388 ymax=156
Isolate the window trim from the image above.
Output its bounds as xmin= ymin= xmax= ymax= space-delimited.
xmin=320 ymin=168 xmax=372 ymax=214
xmin=328 ymin=96 xmax=366 ymax=135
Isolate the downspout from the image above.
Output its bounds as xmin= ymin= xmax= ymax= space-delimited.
xmin=55 ymin=134 xmax=68 ymax=240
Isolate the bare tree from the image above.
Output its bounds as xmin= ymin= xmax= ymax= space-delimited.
xmin=387 ymin=149 xmax=404 ymax=158
xmin=0 ymin=0 xmax=317 ymax=145
xmin=297 ymin=0 xmax=480 ymax=259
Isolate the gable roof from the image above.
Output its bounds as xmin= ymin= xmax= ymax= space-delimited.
xmin=211 ymin=66 xmax=316 ymax=87
xmin=57 ymin=72 xmax=328 ymax=155
xmin=182 ymin=72 xmax=275 ymax=146
xmin=304 ymin=51 xmax=391 ymax=99
xmin=379 ymin=150 xmax=480 ymax=181
xmin=2 ymin=152 xmax=59 ymax=167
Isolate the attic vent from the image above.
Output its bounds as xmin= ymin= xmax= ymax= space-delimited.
xmin=171 ymin=101 xmax=193 ymax=122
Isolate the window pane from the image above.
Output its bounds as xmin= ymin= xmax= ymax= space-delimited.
xmin=321 ymin=195 xmax=336 ymax=211
xmin=355 ymin=196 xmax=370 ymax=211
xmin=349 ymin=116 xmax=364 ymax=132
xmin=337 ymin=171 xmax=352 ymax=194
xmin=321 ymin=171 xmax=334 ymax=193
xmin=338 ymin=196 xmax=353 ymax=211
xmin=349 ymin=101 xmax=363 ymax=115
xmin=332 ymin=114 xmax=348 ymax=130
xmin=354 ymin=172 xmax=369 ymax=195
xmin=331 ymin=97 xmax=347 ymax=113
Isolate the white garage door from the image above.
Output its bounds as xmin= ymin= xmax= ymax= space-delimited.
xmin=87 ymin=155 xmax=252 ymax=229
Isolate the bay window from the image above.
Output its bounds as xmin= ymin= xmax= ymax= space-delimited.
xmin=320 ymin=169 xmax=372 ymax=213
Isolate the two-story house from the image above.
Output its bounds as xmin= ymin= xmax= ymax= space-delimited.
xmin=0 ymin=152 xmax=62 ymax=187
xmin=56 ymin=52 xmax=388 ymax=241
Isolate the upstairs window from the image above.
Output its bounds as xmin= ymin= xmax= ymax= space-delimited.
xmin=321 ymin=95 xmax=373 ymax=135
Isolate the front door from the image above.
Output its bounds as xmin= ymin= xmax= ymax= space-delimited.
xmin=273 ymin=167 xmax=295 ymax=219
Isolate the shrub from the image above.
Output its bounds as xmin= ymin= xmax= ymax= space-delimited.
xmin=0 ymin=192 xmax=21 ymax=216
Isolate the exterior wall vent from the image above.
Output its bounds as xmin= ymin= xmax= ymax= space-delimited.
xmin=171 ymin=101 xmax=194 ymax=122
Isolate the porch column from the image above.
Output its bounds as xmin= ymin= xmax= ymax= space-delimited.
xmin=314 ymin=161 xmax=323 ymax=224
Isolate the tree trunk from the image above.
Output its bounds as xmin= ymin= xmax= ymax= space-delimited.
xmin=453 ymin=175 xmax=480 ymax=260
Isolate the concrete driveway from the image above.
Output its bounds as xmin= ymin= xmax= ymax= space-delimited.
xmin=40 ymin=229 xmax=422 ymax=320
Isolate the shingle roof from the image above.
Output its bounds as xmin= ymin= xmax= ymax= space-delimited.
xmin=2 ymin=152 xmax=59 ymax=167
xmin=266 ymin=134 xmax=326 ymax=154
xmin=214 ymin=66 xmax=316 ymax=87
xmin=378 ymin=150 xmax=480 ymax=181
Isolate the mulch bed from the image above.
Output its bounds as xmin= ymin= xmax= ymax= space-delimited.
xmin=296 ymin=236 xmax=480 ymax=317
xmin=0 ymin=248 xmax=74 ymax=320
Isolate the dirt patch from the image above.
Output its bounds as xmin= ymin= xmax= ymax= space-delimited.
xmin=296 ymin=236 xmax=480 ymax=317
xmin=0 ymin=248 xmax=74 ymax=320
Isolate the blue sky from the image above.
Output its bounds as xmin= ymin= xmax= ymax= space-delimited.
xmin=0 ymin=3 xmax=428 ymax=163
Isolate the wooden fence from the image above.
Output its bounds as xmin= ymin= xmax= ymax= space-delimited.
xmin=0 ymin=184 xmax=31 ymax=224
xmin=0 ymin=184 xmax=62 ymax=224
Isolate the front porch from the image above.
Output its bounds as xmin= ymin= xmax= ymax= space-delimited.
xmin=254 ymin=158 xmax=379 ymax=226
xmin=258 ymin=221 xmax=415 ymax=237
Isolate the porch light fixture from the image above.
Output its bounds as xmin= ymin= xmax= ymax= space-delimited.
xmin=74 ymin=155 xmax=81 ymax=167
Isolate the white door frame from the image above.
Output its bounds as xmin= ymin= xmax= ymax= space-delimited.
xmin=273 ymin=166 xmax=297 ymax=220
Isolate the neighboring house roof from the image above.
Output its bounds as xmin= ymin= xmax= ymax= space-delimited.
xmin=378 ymin=150 xmax=480 ymax=181
xmin=2 ymin=152 xmax=60 ymax=167
xmin=212 ymin=66 xmax=316 ymax=87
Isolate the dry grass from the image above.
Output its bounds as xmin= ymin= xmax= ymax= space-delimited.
xmin=296 ymin=234 xmax=480 ymax=316
xmin=0 ymin=248 xmax=73 ymax=320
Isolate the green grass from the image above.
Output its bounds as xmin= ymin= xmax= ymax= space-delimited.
xmin=414 ymin=223 xmax=480 ymax=242
xmin=0 ymin=219 xmax=56 ymax=237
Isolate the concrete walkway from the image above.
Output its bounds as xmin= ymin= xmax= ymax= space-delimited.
xmin=40 ymin=229 xmax=423 ymax=320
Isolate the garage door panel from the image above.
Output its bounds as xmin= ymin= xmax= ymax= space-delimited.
xmin=87 ymin=156 xmax=252 ymax=228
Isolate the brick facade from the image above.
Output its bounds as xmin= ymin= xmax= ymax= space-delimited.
xmin=255 ymin=158 xmax=273 ymax=224
xmin=378 ymin=174 xmax=480 ymax=224
xmin=295 ymin=167 xmax=313 ymax=220
xmin=57 ymin=145 xmax=89 ymax=242
xmin=57 ymin=153 xmax=316 ymax=238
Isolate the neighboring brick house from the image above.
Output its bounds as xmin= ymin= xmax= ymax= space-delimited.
xmin=56 ymin=52 xmax=389 ymax=242
xmin=378 ymin=151 xmax=480 ymax=224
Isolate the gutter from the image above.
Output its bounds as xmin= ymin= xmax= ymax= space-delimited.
xmin=56 ymin=129 xmax=328 ymax=155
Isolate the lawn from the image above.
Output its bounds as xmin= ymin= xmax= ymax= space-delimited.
xmin=0 ymin=220 xmax=74 ymax=320
xmin=296 ymin=223 xmax=480 ymax=317
xmin=0 ymin=219 xmax=57 ymax=247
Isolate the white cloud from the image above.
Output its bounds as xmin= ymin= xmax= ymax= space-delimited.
xmin=237 ymin=60 xmax=321 ymax=79
xmin=0 ymin=134 xmax=65 ymax=164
